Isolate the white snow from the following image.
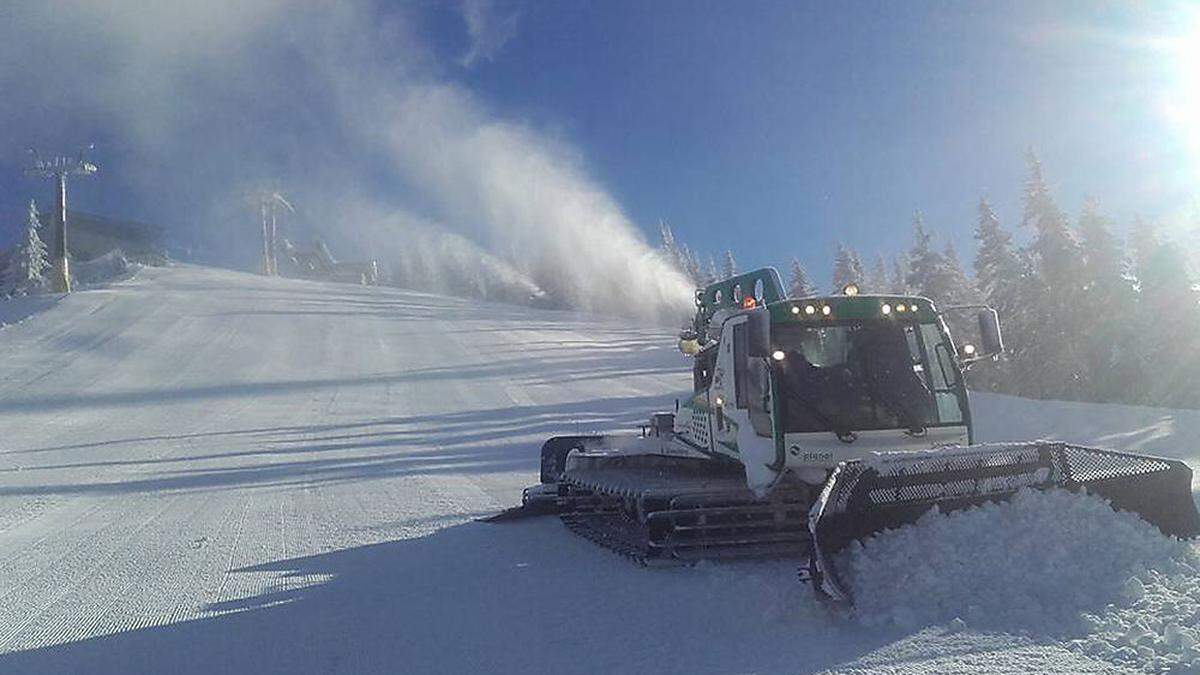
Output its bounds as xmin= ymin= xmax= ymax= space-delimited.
xmin=0 ymin=264 xmax=1194 ymax=674
xmin=846 ymin=489 xmax=1200 ymax=672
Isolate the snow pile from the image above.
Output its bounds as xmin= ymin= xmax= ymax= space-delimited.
xmin=1070 ymin=556 xmax=1200 ymax=673
xmin=846 ymin=489 xmax=1200 ymax=671
xmin=72 ymin=250 xmax=137 ymax=286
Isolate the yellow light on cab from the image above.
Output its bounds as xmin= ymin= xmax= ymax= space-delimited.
xmin=842 ymin=283 xmax=859 ymax=296
xmin=821 ymin=305 xmax=832 ymax=316
xmin=791 ymin=305 xmax=801 ymax=315
xmin=804 ymin=304 xmax=816 ymax=315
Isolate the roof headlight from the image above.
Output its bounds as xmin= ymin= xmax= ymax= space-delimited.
xmin=881 ymin=303 xmax=892 ymax=315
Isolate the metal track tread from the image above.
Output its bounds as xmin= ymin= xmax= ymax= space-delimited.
xmin=555 ymin=455 xmax=813 ymax=564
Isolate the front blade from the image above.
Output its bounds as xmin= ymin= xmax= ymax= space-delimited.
xmin=477 ymin=483 xmax=560 ymax=522
xmin=808 ymin=442 xmax=1200 ymax=605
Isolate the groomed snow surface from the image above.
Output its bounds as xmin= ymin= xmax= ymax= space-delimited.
xmin=1 ymin=264 xmax=1198 ymax=674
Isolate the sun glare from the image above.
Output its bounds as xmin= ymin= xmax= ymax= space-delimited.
xmin=1165 ymin=11 xmax=1200 ymax=183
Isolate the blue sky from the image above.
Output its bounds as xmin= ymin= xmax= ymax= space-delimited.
xmin=444 ymin=1 xmax=1200 ymax=281
xmin=1 ymin=1 xmax=1197 ymax=290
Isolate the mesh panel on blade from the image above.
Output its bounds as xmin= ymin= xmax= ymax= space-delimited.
xmin=1061 ymin=444 xmax=1175 ymax=484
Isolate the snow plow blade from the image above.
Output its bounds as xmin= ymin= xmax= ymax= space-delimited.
xmin=808 ymin=442 xmax=1200 ymax=605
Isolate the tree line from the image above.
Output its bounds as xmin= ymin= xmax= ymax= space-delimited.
xmin=659 ymin=152 xmax=1200 ymax=409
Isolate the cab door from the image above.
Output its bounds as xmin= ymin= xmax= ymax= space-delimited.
xmin=708 ymin=317 xmax=742 ymax=459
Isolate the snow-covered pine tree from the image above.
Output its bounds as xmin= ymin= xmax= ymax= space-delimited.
xmin=4 ymin=200 xmax=50 ymax=296
xmin=904 ymin=212 xmax=945 ymax=299
xmin=707 ymin=255 xmax=719 ymax=285
xmin=890 ymin=255 xmax=908 ymax=294
xmin=831 ymin=243 xmax=864 ymax=291
xmin=867 ymin=254 xmax=889 ymax=293
xmin=659 ymin=221 xmax=678 ymax=262
xmin=787 ymin=258 xmax=815 ymax=297
xmin=849 ymin=250 xmax=865 ymax=288
xmin=722 ymin=250 xmax=737 ymax=280
xmin=680 ymin=244 xmax=702 ymax=284
xmin=937 ymin=242 xmax=974 ymax=305
xmin=973 ymin=199 xmax=1022 ymax=309
xmin=659 ymin=220 xmax=691 ymax=277
xmin=1016 ymin=152 xmax=1088 ymax=400
xmin=1135 ymin=234 xmax=1200 ymax=406
xmin=1075 ymin=198 xmax=1139 ymax=402
xmin=971 ymin=199 xmax=1024 ymax=393
xmin=1129 ymin=216 xmax=1160 ymax=288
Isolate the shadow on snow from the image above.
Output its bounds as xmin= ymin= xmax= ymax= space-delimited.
xmin=0 ymin=518 xmax=898 ymax=675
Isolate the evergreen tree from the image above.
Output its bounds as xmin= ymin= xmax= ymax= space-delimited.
xmin=973 ymin=199 xmax=1022 ymax=307
xmin=5 ymin=200 xmax=50 ymax=296
xmin=972 ymin=199 xmax=1024 ymax=392
xmin=1015 ymin=152 xmax=1088 ymax=400
xmin=677 ymin=243 xmax=701 ymax=284
xmin=1136 ymin=237 xmax=1200 ymax=406
xmin=849 ymin=250 xmax=865 ymax=288
xmin=832 ymin=243 xmax=864 ymax=291
xmin=707 ymin=254 xmax=720 ymax=285
xmin=867 ymin=254 xmax=889 ymax=293
xmin=890 ymin=255 xmax=908 ymax=294
xmin=905 ymin=212 xmax=945 ymax=299
xmin=787 ymin=258 xmax=816 ymax=297
xmin=1130 ymin=217 xmax=1160 ymax=289
xmin=937 ymin=242 xmax=974 ymax=305
xmin=1075 ymin=199 xmax=1139 ymax=401
xmin=722 ymin=250 xmax=737 ymax=279
xmin=659 ymin=221 xmax=678 ymax=262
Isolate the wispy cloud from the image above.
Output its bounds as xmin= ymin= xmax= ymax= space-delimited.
xmin=458 ymin=0 xmax=520 ymax=68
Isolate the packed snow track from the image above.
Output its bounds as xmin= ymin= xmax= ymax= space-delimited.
xmin=0 ymin=265 xmax=1195 ymax=674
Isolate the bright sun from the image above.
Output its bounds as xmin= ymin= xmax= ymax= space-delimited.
xmin=1165 ymin=12 xmax=1200 ymax=182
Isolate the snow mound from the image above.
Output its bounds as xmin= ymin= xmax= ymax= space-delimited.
xmin=73 ymin=249 xmax=138 ymax=286
xmin=846 ymin=488 xmax=1200 ymax=672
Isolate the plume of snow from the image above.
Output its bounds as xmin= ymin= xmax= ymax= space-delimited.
xmin=0 ymin=0 xmax=694 ymax=321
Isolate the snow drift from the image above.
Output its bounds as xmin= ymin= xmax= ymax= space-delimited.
xmin=847 ymin=488 xmax=1200 ymax=673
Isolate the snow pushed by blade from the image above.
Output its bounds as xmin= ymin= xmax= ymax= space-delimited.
xmin=847 ymin=488 xmax=1200 ymax=673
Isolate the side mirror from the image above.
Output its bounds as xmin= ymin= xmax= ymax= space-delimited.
xmin=746 ymin=309 xmax=770 ymax=358
xmin=977 ymin=308 xmax=1003 ymax=357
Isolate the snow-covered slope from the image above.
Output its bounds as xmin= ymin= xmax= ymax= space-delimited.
xmin=0 ymin=265 xmax=1192 ymax=674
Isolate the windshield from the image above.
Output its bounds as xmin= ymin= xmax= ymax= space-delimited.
xmin=771 ymin=321 xmax=964 ymax=434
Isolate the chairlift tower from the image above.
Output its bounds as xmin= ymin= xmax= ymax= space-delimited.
xmin=247 ymin=189 xmax=294 ymax=276
xmin=26 ymin=146 xmax=98 ymax=293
